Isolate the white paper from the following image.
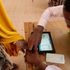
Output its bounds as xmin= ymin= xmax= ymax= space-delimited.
xmin=46 ymin=53 xmax=65 ymax=64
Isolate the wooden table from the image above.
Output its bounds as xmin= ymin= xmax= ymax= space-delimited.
xmin=24 ymin=18 xmax=70 ymax=70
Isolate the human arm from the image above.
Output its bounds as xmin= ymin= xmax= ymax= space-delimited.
xmin=28 ymin=5 xmax=63 ymax=51
xmin=25 ymin=51 xmax=47 ymax=70
xmin=38 ymin=5 xmax=63 ymax=28
xmin=28 ymin=25 xmax=44 ymax=51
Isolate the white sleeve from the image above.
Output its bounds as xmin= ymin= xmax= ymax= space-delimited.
xmin=45 ymin=65 xmax=62 ymax=70
xmin=38 ymin=5 xmax=63 ymax=28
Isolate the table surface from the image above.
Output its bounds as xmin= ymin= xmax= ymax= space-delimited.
xmin=24 ymin=18 xmax=70 ymax=70
xmin=39 ymin=20 xmax=70 ymax=70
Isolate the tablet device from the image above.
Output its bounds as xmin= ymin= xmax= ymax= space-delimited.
xmin=38 ymin=32 xmax=55 ymax=53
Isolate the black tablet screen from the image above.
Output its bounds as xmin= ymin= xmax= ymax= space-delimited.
xmin=39 ymin=33 xmax=54 ymax=52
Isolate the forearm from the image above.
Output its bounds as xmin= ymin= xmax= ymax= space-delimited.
xmin=34 ymin=25 xmax=44 ymax=33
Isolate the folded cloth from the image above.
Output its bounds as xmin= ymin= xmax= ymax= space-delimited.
xmin=45 ymin=65 xmax=62 ymax=70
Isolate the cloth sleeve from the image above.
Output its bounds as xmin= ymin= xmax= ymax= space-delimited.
xmin=45 ymin=65 xmax=62 ymax=70
xmin=38 ymin=5 xmax=63 ymax=28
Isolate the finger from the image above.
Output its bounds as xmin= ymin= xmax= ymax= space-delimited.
xmin=28 ymin=33 xmax=36 ymax=49
xmin=28 ymin=39 xmax=34 ymax=50
xmin=34 ymin=40 xmax=39 ymax=52
xmin=34 ymin=45 xmax=38 ymax=53
xmin=36 ymin=36 xmax=42 ymax=51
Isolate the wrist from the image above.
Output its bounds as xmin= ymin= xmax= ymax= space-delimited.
xmin=13 ymin=40 xmax=24 ymax=49
xmin=34 ymin=25 xmax=44 ymax=33
xmin=35 ymin=60 xmax=47 ymax=70
xmin=37 ymin=25 xmax=44 ymax=32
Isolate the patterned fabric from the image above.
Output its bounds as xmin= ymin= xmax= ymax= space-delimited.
xmin=0 ymin=45 xmax=13 ymax=70
xmin=0 ymin=0 xmax=24 ymax=56
xmin=3 ymin=43 xmax=19 ymax=56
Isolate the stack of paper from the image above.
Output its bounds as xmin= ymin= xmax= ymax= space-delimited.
xmin=46 ymin=53 xmax=65 ymax=64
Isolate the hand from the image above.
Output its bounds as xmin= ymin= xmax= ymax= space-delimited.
xmin=25 ymin=50 xmax=47 ymax=70
xmin=15 ymin=40 xmax=28 ymax=52
xmin=28 ymin=25 xmax=44 ymax=52
xmin=25 ymin=50 xmax=40 ymax=66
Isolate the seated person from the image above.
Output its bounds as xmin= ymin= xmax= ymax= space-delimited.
xmin=0 ymin=0 xmax=28 ymax=70
xmin=28 ymin=0 xmax=70 ymax=51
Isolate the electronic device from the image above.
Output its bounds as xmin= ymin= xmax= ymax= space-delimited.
xmin=38 ymin=32 xmax=55 ymax=53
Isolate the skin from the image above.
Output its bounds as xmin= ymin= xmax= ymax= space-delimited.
xmin=15 ymin=40 xmax=28 ymax=52
xmin=25 ymin=8 xmax=70 ymax=70
xmin=63 ymin=9 xmax=70 ymax=28
xmin=28 ymin=25 xmax=44 ymax=51
xmin=15 ymin=5 xmax=70 ymax=70
xmin=25 ymin=50 xmax=47 ymax=70
xmin=28 ymin=7 xmax=70 ymax=52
